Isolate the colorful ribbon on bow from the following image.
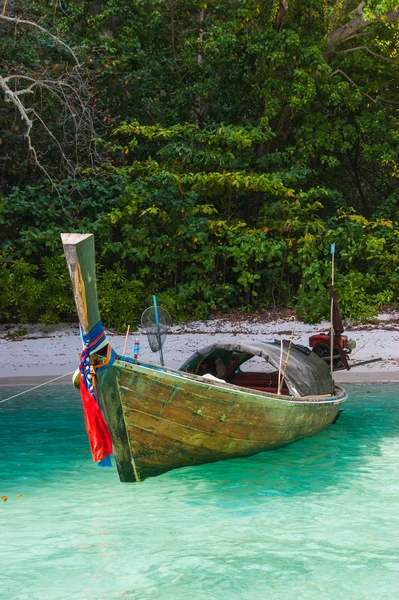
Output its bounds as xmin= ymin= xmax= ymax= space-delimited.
xmin=78 ymin=321 xmax=116 ymax=465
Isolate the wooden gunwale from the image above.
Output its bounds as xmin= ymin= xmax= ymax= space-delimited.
xmin=114 ymin=358 xmax=347 ymax=405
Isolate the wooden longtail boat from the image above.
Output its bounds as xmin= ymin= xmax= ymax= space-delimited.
xmin=61 ymin=233 xmax=348 ymax=483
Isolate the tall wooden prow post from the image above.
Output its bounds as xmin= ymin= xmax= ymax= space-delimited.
xmin=61 ymin=233 xmax=102 ymax=337
xmin=61 ymin=232 xmax=137 ymax=482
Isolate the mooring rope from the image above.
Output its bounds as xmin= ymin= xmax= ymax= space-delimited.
xmin=0 ymin=370 xmax=76 ymax=405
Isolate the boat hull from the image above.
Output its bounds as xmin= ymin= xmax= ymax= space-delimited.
xmin=97 ymin=357 xmax=347 ymax=482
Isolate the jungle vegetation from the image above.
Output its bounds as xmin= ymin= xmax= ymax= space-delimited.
xmin=1 ymin=0 xmax=399 ymax=328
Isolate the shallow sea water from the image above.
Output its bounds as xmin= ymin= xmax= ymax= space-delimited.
xmin=0 ymin=384 xmax=398 ymax=600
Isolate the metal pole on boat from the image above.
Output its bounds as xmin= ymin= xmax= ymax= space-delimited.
xmin=278 ymin=317 xmax=296 ymax=395
xmin=277 ymin=340 xmax=284 ymax=395
xmin=123 ymin=324 xmax=130 ymax=355
xmin=330 ymin=244 xmax=335 ymax=384
xmin=153 ymin=295 xmax=165 ymax=366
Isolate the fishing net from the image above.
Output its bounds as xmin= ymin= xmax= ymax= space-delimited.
xmin=141 ymin=306 xmax=172 ymax=352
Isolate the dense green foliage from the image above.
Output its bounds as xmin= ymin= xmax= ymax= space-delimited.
xmin=1 ymin=1 xmax=399 ymax=327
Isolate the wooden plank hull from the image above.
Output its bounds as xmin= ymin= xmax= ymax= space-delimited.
xmin=97 ymin=358 xmax=347 ymax=482
xmin=60 ymin=233 xmax=348 ymax=484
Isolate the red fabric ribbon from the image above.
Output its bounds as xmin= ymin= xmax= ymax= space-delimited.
xmin=79 ymin=377 xmax=112 ymax=462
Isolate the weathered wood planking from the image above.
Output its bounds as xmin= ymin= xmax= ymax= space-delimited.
xmin=109 ymin=360 xmax=342 ymax=480
xmin=77 ymin=353 xmax=343 ymax=483
xmin=61 ymin=232 xmax=347 ymax=483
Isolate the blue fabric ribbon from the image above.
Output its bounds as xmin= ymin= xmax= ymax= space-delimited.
xmin=79 ymin=321 xmax=116 ymax=467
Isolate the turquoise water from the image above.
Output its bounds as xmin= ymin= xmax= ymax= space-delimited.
xmin=1 ymin=384 xmax=399 ymax=600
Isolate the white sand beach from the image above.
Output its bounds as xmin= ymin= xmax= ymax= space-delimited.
xmin=1 ymin=311 xmax=398 ymax=385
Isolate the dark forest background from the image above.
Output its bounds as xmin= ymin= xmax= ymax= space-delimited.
xmin=1 ymin=0 xmax=399 ymax=328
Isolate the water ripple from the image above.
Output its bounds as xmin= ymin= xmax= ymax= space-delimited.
xmin=1 ymin=383 xmax=399 ymax=599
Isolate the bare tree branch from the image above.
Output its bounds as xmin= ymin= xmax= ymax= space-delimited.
xmin=325 ymin=4 xmax=399 ymax=59
xmin=0 ymin=8 xmax=101 ymax=184
xmin=274 ymin=0 xmax=289 ymax=32
xmin=0 ymin=14 xmax=80 ymax=65
xmin=338 ymin=31 xmax=373 ymax=43
xmin=0 ymin=74 xmax=59 ymax=185
xmin=331 ymin=68 xmax=377 ymax=104
xmin=31 ymin=108 xmax=75 ymax=173
xmin=1 ymin=0 xmax=14 ymax=17
xmin=0 ymin=74 xmax=33 ymax=131
xmin=340 ymin=45 xmax=392 ymax=62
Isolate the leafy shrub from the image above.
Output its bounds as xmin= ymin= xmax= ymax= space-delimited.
xmin=1 ymin=175 xmax=398 ymax=326
xmin=97 ymin=267 xmax=145 ymax=330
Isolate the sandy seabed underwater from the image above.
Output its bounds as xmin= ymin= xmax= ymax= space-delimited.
xmin=1 ymin=383 xmax=399 ymax=600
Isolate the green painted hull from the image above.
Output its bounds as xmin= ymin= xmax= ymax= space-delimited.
xmin=61 ymin=232 xmax=347 ymax=483
xmin=97 ymin=357 xmax=347 ymax=482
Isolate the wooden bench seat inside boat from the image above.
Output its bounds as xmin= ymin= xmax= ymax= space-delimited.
xmin=229 ymin=372 xmax=289 ymax=395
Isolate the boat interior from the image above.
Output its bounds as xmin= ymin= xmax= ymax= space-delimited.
xmin=178 ymin=341 xmax=334 ymax=398
xmin=228 ymin=371 xmax=289 ymax=395
xmin=97 ymin=340 xmax=334 ymax=400
xmin=184 ymin=353 xmax=290 ymax=395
